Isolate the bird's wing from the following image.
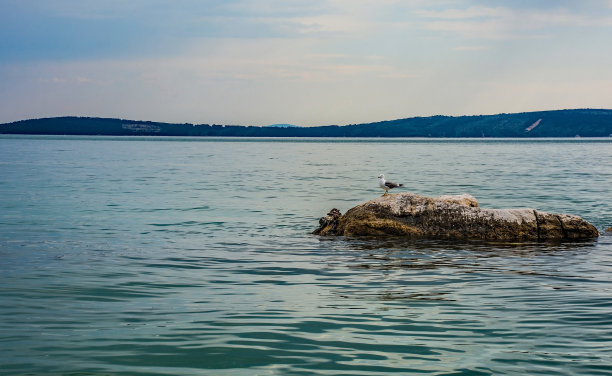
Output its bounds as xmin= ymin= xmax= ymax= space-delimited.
xmin=385 ymin=181 xmax=400 ymax=188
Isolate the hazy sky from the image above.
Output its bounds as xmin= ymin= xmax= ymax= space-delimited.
xmin=1 ymin=0 xmax=611 ymax=126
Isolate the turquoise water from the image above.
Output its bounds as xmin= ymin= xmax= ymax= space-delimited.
xmin=0 ymin=135 xmax=611 ymax=375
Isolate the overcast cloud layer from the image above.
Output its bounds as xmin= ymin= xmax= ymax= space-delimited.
xmin=1 ymin=0 xmax=611 ymax=125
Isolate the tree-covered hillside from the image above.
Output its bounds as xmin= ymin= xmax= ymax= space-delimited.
xmin=1 ymin=109 xmax=611 ymax=137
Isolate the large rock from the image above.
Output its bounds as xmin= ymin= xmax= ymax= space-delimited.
xmin=313 ymin=193 xmax=599 ymax=241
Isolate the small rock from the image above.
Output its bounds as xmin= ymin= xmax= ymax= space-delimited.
xmin=312 ymin=208 xmax=342 ymax=235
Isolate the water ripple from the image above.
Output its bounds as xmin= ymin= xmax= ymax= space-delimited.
xmin=1 ymin=137 xmax=611 ymax=375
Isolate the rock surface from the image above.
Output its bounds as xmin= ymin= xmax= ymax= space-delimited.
xmin=313 ymin=193 xmax=599 ymax=241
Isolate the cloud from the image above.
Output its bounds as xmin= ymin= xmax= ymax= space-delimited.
xmin=452 ymin=45 xmax=487 ymax=51
xmin=12 ymin=0 xmax=231 ymax=20
xmin=416 ymin=6 xmax=507 ymax=20
xmin=45 ymin=77 xmax=66 ymax=84
xmin=1 ymin=0 xmax=612 ymax=125
xmin=76 ymin=76 xmax=95 ymax=84
xmin=179 ymin=38 xmax=414 ymax=83
xmin=416 ymin=5 xmax=612 ymax=40
xmin=0 ymin=36 xmax=421 ymax=124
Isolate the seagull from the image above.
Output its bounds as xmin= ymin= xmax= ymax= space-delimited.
xmin=378 ymin=174 xmax=403 ymax=196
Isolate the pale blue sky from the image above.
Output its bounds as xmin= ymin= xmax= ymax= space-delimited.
xmin=1 ymin=0 xmax=611 ymax=125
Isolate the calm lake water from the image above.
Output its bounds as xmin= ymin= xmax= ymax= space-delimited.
xmin=1 ymin=135 xmax=611 ymax=375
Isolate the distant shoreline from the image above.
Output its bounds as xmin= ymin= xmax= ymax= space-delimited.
xmin=2 ymin=135 xmax=612 ymax=142
xmin=2 ymin=109 xmax=612 ymax=138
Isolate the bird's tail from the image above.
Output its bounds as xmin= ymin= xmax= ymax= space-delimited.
xmin=399 ymin=184 xmax=404 ymax=187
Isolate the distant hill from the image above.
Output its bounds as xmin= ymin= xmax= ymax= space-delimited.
xmin=1 ymin=109 xmax=612 ymax=137
xmin=266 ymin=124 xmax=301 ymax=128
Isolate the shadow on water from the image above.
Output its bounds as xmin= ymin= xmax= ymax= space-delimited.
xmin=316 ymin=235 xmax=599 ymax=255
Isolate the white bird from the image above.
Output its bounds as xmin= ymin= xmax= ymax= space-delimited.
xmin=378 ymin=174 xmax=403 ymax=196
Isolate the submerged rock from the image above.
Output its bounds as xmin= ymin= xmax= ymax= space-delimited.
xmin=313 ymin=193 xmax=599 ymax=241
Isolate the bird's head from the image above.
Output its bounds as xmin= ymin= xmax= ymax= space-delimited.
xmin=378 ymin=174 xmax=384 ymax=179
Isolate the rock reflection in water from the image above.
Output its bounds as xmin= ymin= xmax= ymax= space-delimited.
xmin=323 ymin=237 xmax=599 ymax=304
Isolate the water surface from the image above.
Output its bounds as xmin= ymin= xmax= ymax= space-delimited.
xmin=1 ymin=136 xmax=611 ymax=375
